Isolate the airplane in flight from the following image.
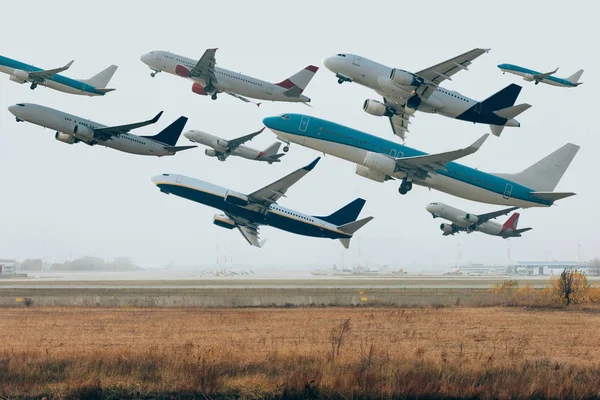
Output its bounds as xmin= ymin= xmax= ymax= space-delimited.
xmin=151 ymin=158 xmax=373 ymax=248
xmin=262 ymin=114 xmax=579 ymax=208
xmin=498 ymin=63 xmax=584 ymax=88
xmin=140 ymin=49 xmax=318 ymax=105
xmin=0 ymin=55 xmax=117 ymax=96
xmin=184 ymin=127 xmax=285 ymax=163
xmin=323 ymin=48 xmax=531 ymax=139
xmin=426 ymin=202 xmax=532 ymax=238
xmin=8 ymin=103 xmax=195 ymax=157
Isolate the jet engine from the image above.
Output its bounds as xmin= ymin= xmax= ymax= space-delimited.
xmin=205 ymin=149 xmax=217 ymax=157
xmin=192 ymin=83 xmax=208 ymax=96
xmin=522 ymin=74 xmax=534 ymax=82
xmin=355 ymin=165 xmax=386 ymax=182
xmin=9 ymin=76 xmax=25 ymax=84
xmin=55 ymin=132 xmax=75 ymax=144
xmin=363 ymin=152 xmax=396 ymax=175
xmin=72 ymin=124 xmax=94 ymax=141
xmin=464 ymin=213 xmax=479 ymax=224
xmin=213 ymin=214 xmax=236 ymax=230
xmin=224 ymin=191 xmax=249 ymax=207
xmin=440 ymin=223 xmax=454 ymax=234
xmin=12 ymin=70 xmax=30 ymax=81
xmin=362 ymin=99 xmax=389 ymax=117
xmin=390 ymin=69 xmax=418 ymax=86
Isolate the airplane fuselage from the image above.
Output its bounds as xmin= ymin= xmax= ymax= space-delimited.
xmin=141 ymin=51 xmax=311 ymax=103
xmin=497 ymin=64 xmax=578 ymax=87
xmin=263 ymin=114 xmax=552 ymax=208
xmin=426 ymin=202 xmax=516 ymax=237
xmin=151 ymin=174 xmax=352 ymax=240
xmin=8 ymin=103 xmax=178 ymax=157
xmin=184 ymin=131 xmax=265 ymax=161
xmin=0 ymin=55 xmax=105 ymax=96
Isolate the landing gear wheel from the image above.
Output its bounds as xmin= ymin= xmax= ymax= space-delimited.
xmin=535 ymin=81 xmax=539 ymax=85
xmin=398 ymin=186 xmax=408 ymax=195
xmin=338 ymin=78 xmax=344 ymax=84
xmin=398 ymin=180 xmax=412 ymax=195
xmin=30 ymin=82 xmax=37 ymax=90
xmin=283 ymin=146 xmax=290 ymax=152
xmin=211 ymin=93 xmax=217 ymax=100
xmin=150 ymin=72 xmax=156 ymax=78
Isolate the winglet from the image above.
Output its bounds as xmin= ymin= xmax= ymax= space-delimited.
xmin=151 ymin=111 xmax=164 ymax=124
xmin=65 ymin=60 xmax=74 ymax=69
xmin=303 ymin=157 xmax=321 ymax=171
xmin=469 ymin=133 xmax=490 ymax=151
xmin=484 ymin=48 xmax=491 ymax=54
xmin=259 ymin=239 xmax=267 ymax=248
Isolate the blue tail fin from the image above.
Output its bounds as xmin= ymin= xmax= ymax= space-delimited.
xmin=314 ymin=198 xmax=366 ymax=226
xmin=482 ymin=84 xmax=522 ymax=111
xmin=143 ymin=116 xmax=188 ymax=146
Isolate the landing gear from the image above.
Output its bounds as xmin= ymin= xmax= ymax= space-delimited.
xmin=150 ymin=70 xmax=160 ymax=78
xmin=338 ymin=78 xmax=344 ymax=84
xmin=398 ymin=179 xmax=412 ymax=195
xmin=30 ymin=82 xmax=37 ymax=90
xmin=15 ymin=117 xmax=23 ymax=122
xmin=211 ymin=93 xmax=218 ymax=100
xmin=283 ymin=146 xmax=290 ymax=153
xmin=535 ymin=81 xmax=539 ymax=85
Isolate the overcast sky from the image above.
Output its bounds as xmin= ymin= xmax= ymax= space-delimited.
xmin=0 ymin=0 xmax=597 ymax=269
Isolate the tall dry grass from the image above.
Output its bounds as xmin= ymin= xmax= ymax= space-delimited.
xmin=2 ymin=307 xmax=600 ymax=398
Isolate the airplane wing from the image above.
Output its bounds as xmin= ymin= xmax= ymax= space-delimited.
xmin=533 ymin=68 xmax=559 ymax=81
xmin=227 ymin=128 xmax=265 ymax=151
xmin=394 ymin=134 xmax=489 ymax=178
xmin=415 ymin=48 xmax=489 ymax=86
xmin=92 ymin=111 xmax=163 ymax=141
xmin=225 ymin=214 xmax=265 ymax=247
xmin=247 ymin=157 xmax=320 ymax=208
xmin=225 ymin=92 xmax=261 ymax=106
xmin=27 ymin=60 xmax=74 ymax=82
xmin=475 ymin=206 xmax=520 ymax=225
xmin=189 ymin=48 xmax=218 ymax=83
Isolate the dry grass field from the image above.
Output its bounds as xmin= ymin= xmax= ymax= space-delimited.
xmin=2 ymin=307 xmax=600 ymax=399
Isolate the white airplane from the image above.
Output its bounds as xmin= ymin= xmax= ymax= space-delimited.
xmin=498 ymin=63 xmax=583 ymax=88
xmin=8 ymin=103 xmax=195 ymax=157
xmin=152 ymin=158 xmax=373 ymax=248
xmin=323 ymin=49 xmax=532 ymax=139
xmin=140 ymin=49 xmax=318 ymax=105
xmin=0 ymin=55 xmax=117 ymax=96
xmin=184 ymin=127 xmax=285 ymax=164
xmin=426 ymin=202 xmax=532 ymax=238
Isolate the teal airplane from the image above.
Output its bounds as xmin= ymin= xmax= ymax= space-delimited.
xmin=498 ymin=63 xmax=583 ymax=87
xmin=262 ymin=114 xmax=579 ymax=208
xmin=0 ymin=55 xmax=117 ymax=96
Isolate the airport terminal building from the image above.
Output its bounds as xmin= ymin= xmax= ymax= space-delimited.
xmin=0 ymin=259 xmax=16 ymax=275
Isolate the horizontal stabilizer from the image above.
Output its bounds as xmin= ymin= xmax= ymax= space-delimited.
xmin=338 ymin=216 xmax=374 ymax=235
xmin=164 ymin=145 xmax=197 ymax=153
xmin=493 ymin=103 xmax=531 ymax=120
xmin=95 ymin=88 xmax=116 ymax=94
xmin=531 ymin=191 xmax=576 ymax=202
xmin=514 ymin=227 xmax=532 ymax=235
xmin=490 ymin=125 xmax=504 ymax=137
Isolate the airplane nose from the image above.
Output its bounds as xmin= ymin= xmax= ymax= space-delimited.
xmin=323 ymin=56 xmax=335 ymax=71
xmin=262 ymin=116 xmax=278 ymax=130
xmin=183 ymin=131 xmax=195 ymax=141
xmin=7 ymin=105 xmax=17 ymax=115
xmin=140 ymin=53 xmax=151 ymax=64
xmin=425 ymin=204 xmax=435 ymax=213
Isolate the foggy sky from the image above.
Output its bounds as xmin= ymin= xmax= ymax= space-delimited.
xmin=0 ymin=0 xmax=597 ymax=268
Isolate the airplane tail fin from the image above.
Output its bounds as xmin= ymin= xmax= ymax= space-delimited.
xmin=502 ymin=213 xmax=520 ymax=231
xmin=566 ymin=69 xmax=584 ymax=85
xmin=493 ymin=143 xmax=580 ymax=192
xmin=143 ymin=116 xmax=188 ymax=146
xmin=81 ymin=65 xmax=118 ymax=89
xmin=314 ymin=198 xmax=367 ymax=226
xmin=337 ymin=217 xmax=374 ymax=249
xmin=263 ymin=142 xmax=281 ymax=156
xmin=276 ymin=65 xmax=319 ymax=97
xmin=482 ymin=83 xmax=522 ymax=110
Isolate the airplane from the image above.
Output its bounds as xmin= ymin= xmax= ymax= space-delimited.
xmin=498 ymin=64 xmax=584 ymax=88
xmin=140 ymin=49 xmax=318 ymax=105
xmin=426 ymin=202 xmax=532 ymax=238
xmin=184 ymin=127 xmax=285 ymax=163
xmin=8 ymin=103 xmax=196 ymax=157
xmin=0 ymin=55 xmax=117 ymax=96
xmin=323 ymin=49 xmax=532 ymax=139
xmin=151 ymin=158 xmax=373 ymax=248
xmin=262 ymin=114 xmax=580 ymax=208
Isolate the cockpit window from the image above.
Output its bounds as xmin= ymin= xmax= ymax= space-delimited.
xmin=279 ymin=114 xmax=290 ymax=120
xmin=16 ymin=104 xmax=25 ymax=107
xmin=337 ymin=54 xmax=346 ymax=57
xmin=162 ymin=173 xmax=169 ymax=176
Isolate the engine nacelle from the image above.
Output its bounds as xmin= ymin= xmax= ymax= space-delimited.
xmin=224 ymin=191 xmax=249 ymax=207
xmin=390 ymin=69 xmax=418 ymax=86
xmin=213 ymin=214 xmax=236 ymax=230
xmin=440 ymin=223 xmax=454 ymax=234
xmin=464 ymin=213 xmax=479 ymax=224
xmin=363 ymin=99 xmax=388 ymax=117
xmin=192 ymin=83 xmax=208 ymax=96
xmin=215 ymin=138 xmax=228 ymax=148
xmin=363 ymin=152 xmax=396 ymax=175
xmin=205 ymin=149 xmax=217 ymax=157
xmin=55 ymin=132 xmax=75 ymax=144
xmin=12 ymin=69 xmax=29 ymax=81
xmin=523 ymin=74 xmax=534 ymax=82
xmin=10 ymin=75 xmax=25 ymax=84
xmin=72 ymin=124 xmax=94 ymax=141
xmin=355 ymin=165 xmax=386 ymax=183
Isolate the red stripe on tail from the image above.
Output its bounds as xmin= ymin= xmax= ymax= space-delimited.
xmin=502 ymin=213 xmax=520 ymax=232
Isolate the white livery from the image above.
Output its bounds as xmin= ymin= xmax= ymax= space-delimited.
xmin=140 ymin=49 xmax=318 ymax=104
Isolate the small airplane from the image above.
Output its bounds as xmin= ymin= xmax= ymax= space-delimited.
xmin=140 ymin=49 xmax=318 ymax=105
xmin=184 ymin=127 xmax=285 ymax=163
xmin=8 ymin=103 xmax=196 ymax=157
xmin=498 ymin=63 xmax=583 ymax=88
xmin=0 ymin=55 xmax=117 ymax=96
xmin=323 ymin=49 xmax=532 ymax=138
xmin=151 ymin=158 xmax=373 ymax=248
xmin=426 ymin=202 xmax=532 ymax=238
xmin=262 ymin=113 xmax=580 ymax=208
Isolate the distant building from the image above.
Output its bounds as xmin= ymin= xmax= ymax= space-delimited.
xmin=0 ymin=259 xmax=16 ymax=275
xmin=517 ymin=261 xmax=588 ymax=275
